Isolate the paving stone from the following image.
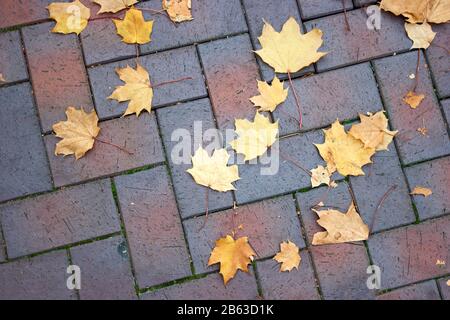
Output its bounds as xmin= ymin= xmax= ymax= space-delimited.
xmin=368 ymin=216 xmax=450 ymax=290
xmin=70 ymin=236 xmax=137 ymax=300
xmin=426 ymin=23 xmax=450 ymax=98
xmin=198 ymin=34 xmax=260 ymax=132
xmin=298 ymin=0 xmax=353 ymax=20
xmin=373 ymin=51 xmax=450 ymax=164
xmin=114 ymin=166 xmax=191 ymax=288
xmin=142 ymin=271 xmax=259 ymax=300
xmin=377 ymin=280 xmax=440 ymax=300
xmin=442 ymin=99 xmax=450 ymax=126
xmin=0 ymin=83 xmax=52 ymax=202
xmin=0 ymin=0 xmax=53 ymax=29
xmin=0 ymin=179 xmax=120 ymax=258
xmin=404 ymin=157 xmax=450 ymax=220
xmin=0 ymin=31 xmax=28 ymax=83
xmin=88 ymin=46 xmax=206 ymax=119
xmin=350 ymin=146 xmax=416 ymax=233
xmin=139 ymin=0 xmax=247 ymax=54
xmin=45 ymin=113 xmax=164 ymax=187
xmin=353 ymin=0 xmax=378 ymax=6
xmin=305 ymin=9 xmax=410 ymax=72
xmin=157 ymin=98 xmax=233 ymax=218
xmin=257 ymin=251 xmax=320 ymax=300
xmin=183 ymin=195 xmax=305 ymax=274
xmin=0 ymin=228 xmax=6 ymax=262
xmin=438 ymin=277 xmax=450 ymax=300
xmin=273 ymin=63 xmax=382 ymax=136
xmin=22 ymin=22 xmax=94 ymax=132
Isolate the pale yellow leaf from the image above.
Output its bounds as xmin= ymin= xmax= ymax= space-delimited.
xmin=47 ymin=0 xmax=90 ymax=35
xmin=436 ymin=259 xmax=446 ymax=267
xmin=163 ymin=0 xmax=193 ymax=23
xmin=250 ymin=77 xmax=288 ymax=112
xmin=273 ymin=241 xmax=301 ymax=272
xmin=310 ymin=165 xmax=333 ymax=188
xmin=403 ymin=91 xmax=425 ymax=109
xmin=0 ymin=73 xmax=5 ymax=82
xmin=113 ymin=8 xmax=153 ymax=44
xmin=93 ymin=0 xmax=138 ymax=14
xmin=410 ymin=186 xmax=432 ymax=197
xmin=380 ymin=0 xmax=450 ymax=24
xmin=405 ymin=22 xmax=436 ymax=49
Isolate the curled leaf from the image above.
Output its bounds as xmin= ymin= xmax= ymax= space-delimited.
xmin=403 ymin=91 xmax=425 ymax=109
xmin=93 ymin=0 xmax=138 ymax=14
xmin=405 ymin=22 xmax=436 ymax=49
xmin=310 ymin=165 xmax=333 ymax=188
xmin=47 ymin=0 xmax=90 ymax=35
xmin=163 ymin=0 xmax=193 ymax=23
xmin=410 ymin=186 xmax=432 ymax=197
xmin=380 ymin=0 xmax=450 ymax=24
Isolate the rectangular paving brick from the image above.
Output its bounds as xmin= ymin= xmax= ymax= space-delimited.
xmin=373 ymin=51 xmax=450 ymax=164
xmin=426 ymin=23 xmax=450 ymax=98
xmin=405 ymin=156 xmax=450 ymax=220
xmin=70 ymin=236 xmax=137 ymax=300
xmin=88 ymin=46 xmax=206 ymax=119
xmin=377 ymin=280 xmax=440 ymax=300
xmin=22 ymin=22 xmax=94 ymax=132
xmin=298 ymin=0 xmax=353 ymax=20
xmin=45 ymin=113 xmax=164 ymax=187
xmin=305 ymin=9 xmax=411 ymax=72
xmin=183 ymin=195 xmax=305 ymax=274
xmin=442 ymin=99 xmax=450 ymax=126
xmin=0 ymin=83 xmax=52 ymax=202
xmin=0 ymin=228 xmax=6 ymax=262
xmin=0 ymin=250 xmax=75 ymax=300
xmin=350 ymin=146 xmax=416 ymax=233
xmin=368 ymin=216 xmax=450 ymax=290
xmin=257 ymin=251 xmax=320 ymax=300
xmin=273 ymin=63 xmax=382 ymax=136
xmin=0 ymin=31 xmax=28 ymax=83
xmin=157 ymin=98 xmax=233 ymax=218
xmin=0 ymin=179 xmax=120 ymax=258
xmin=438 ymin=277 xmax=450 ymax=300
xmin=198 ymin=34 xmax=260 ymax=132
xmin=139 ymin=0 xmax=247 ymax=54
xmin=0 ymin=0 xmax=52 ymax=29
xmin=114 ymin=166 xmax=191 ymax=288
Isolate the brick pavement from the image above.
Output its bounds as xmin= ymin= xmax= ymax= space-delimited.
xmin=0 ymin=0 xmax=449 ymax=300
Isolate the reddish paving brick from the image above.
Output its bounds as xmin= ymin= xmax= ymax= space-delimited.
xmin=373 ymin=51 xmax=450 ymax=164
xmin=305 ymin=9 xmax=410 ymax=72
xmin=442 ymin=99 xmax=450 ymax=126
xmin=183 ymin=195 xmax=305 ymax=274
xmin=438 ymin=277 xmax=450 ymax=300
xmin=114 ymin=166 xmax=191 ymax=288
xmin=273 ymin=63 xmax=382 ymax=136
xmin=0 ymin=250 xmax=75 ymax=300
xmin=350 ymin=147 xmax=416 ymax=233
xmin=0 ymin=179 xmax=120 ymax=258
xmin=139 ymin=0 xmax=247 ymax=54
xmin=426 ymin=23 xmax=450 ymax=98
xmin=45 ymin=113 xmax=164 ymax=187
xmin=157 ymin=98 xmax=233 ymax=218
xmin=257 ymin=251 xmax=320 ymax=300
xmin=0 ymin=0 xmax=52 ymax=29
xmin=142 ymin=271 xmax=259 ymax=300
xmin=298 ymin=0 xmax=353 ymax=20
xmin=88 ymin=46 xmax=206 ymax=120
xmin=22 ymin=22 xmax=94 ymax=132
xmin=70 ymin=236 xmax=136 ymax=300
xmin=0 ymin=31 xmax=28 ymax=83
xmin=368 ymin=216 xmax=450 ymax=290
xmin=377 ymin=280 xmax=440 ymax=300
xmin=198 ymin=34 xmax=260 ymax=132
xmin=0 ymin=83 xmax=52 ymax=202
xmin=404 ymin=157 xmax=450 ymax=220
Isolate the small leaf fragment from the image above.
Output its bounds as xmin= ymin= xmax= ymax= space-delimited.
xmin=273 ymin=241 xmax=301 ymax=272
xmin=405 ymin=22 xmax=436 ymax=49
xmin=410 ymin=186 xmax=432 ymax=197
xmin=93 ymin=0 xmax=138 ymax=13
xmin=436 ymin=259 xmax=446 ymax=267
xmin=310 ymin=165 xmax=333 ymax=188
xmin=250 ymin=77 xmax=288 ymax=112
xmin=47 ymin=0 xmax=90 ymax=35
xmin=403 ymin=91 xmax=425 ymax=109
xmin=0 ymin=73 xmax=5 ymax=82
xmin=163 ymin=0 xmax=193 ymax=23
xmin=113 ymin=8 xmax=153 ymax=44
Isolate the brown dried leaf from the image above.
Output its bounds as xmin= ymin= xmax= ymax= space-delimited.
xmin=410 ymin=186 xmax=432 ymax=197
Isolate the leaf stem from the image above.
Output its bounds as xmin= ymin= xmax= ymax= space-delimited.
xmin=198 ymin=187 xmax=209 ymax=231
xmin=412 ymin=49 xmax=421 ymax=92
xmin=371 ymin=184 xmax=397 ymax=233
xmin=341 ymin=0 xmax=351 ymax=32
xmin=94 ymin=137 xmax=134 ymax=155
xmin=287 ymin=71 xmax=303 ymax=129
xmin=280 ymin=152 xmax=311 ymax=176
xmin=151 ymin=76 xmax=193 ymax=88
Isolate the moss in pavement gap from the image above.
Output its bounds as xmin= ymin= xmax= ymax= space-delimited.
xmin=139 ymin=273 xmax=209 ymax=295
xmin=124 ymin=163 xmax=163 ymax=175
xmin=0 ymin=26 xmax=21 ymax=33
xmin=251 ymin=260 xmax=264 ymax=298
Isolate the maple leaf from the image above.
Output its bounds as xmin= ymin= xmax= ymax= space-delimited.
xmin=0 ymin=73 xmax=5 ymax=82
xmin=410 ymin=186 xmax=432 ymax=197
xmin=255 ymin=17 xmax=327 ymax=74
xmin=163 ymin=0 xmax=193 ymax=23
xmin=315 ymin=120 xmax=375 ymax=177
xmin=403 ymin=91 xmax=425 ymax=109
xmin=208 ymin=235 xmax=256 ymax=285
xmin=47 ymin=0 xmax=90 ymax=35
xmin=109 ymin=64 xmax=153 ymax=117
xmin=447 ymin=280 xmax=450 ymax=287
xmin=113 ymin=8 xmax=153 ymax=44
xmin=187 ymin=147 xmax=240 ymax=192
xmin=53 ymin=107 xmax=100 ymax=160
xmin=380 ymin=0 xmax=450 ymax=24
xmin=310 ymin=165 xmax=333 ymax=188
xmin=93 ymin=0 xmax=138 ymax=14
xmin=349 ymin=111 xmax=398 ymax=151
xmin=273 ymin=241 xmax=301 ymax=272
xmin=312 ymin=202 xmax=369 ymax=245
xmin=405 ymin=22 xmax=436 ymax=49
xmin=249 ymin=76 xmax=288 ymax=112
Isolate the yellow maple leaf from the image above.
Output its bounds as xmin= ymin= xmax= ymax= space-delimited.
xmin=310 ymin=165 xmax=333 ymax=188
xmin=273 ymin=241 xmax=301 ymax=272
xmin=410 ymin=186 xmax=432 ymax=197
xmin=403 ymin=91 xmax=425 ymax=109
xmin=255 ymin=17 xmax=327 ymax=74
xmin=312 ymin=202 xmax=369 ymax=245
xmin=405 ymin=22 xmax=436 ymax=49
xmin=250 ymin=77 xmax=288 ymax=112
xmin=187 ymin=147 xmax=240 ymax=192
xmin=163 ymin=0 xmax=193 ymax=23
xmin=208 ymin=235 xmax=256 ymax=285
xmin=113 ymin=8 xmax=153 ymax=44
xmin=229 ymin=112 xmax=279 ymax=161
xmin=47 ymin=0 xmax=90 ymax=35
xmin=349 ymin=111 xmax=398 ymax=151
xmin=380 ymin=0 xmax=450 ymax=24
xmin=315 ymin=120 xmax=375 ymax=177
xmin=93 ymin=0 xmax=138 ymax=14
xmin=53 ymin=107 xmax=100 ymax=160
xmin=109 ymin=64 xmax=153 ymax=117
